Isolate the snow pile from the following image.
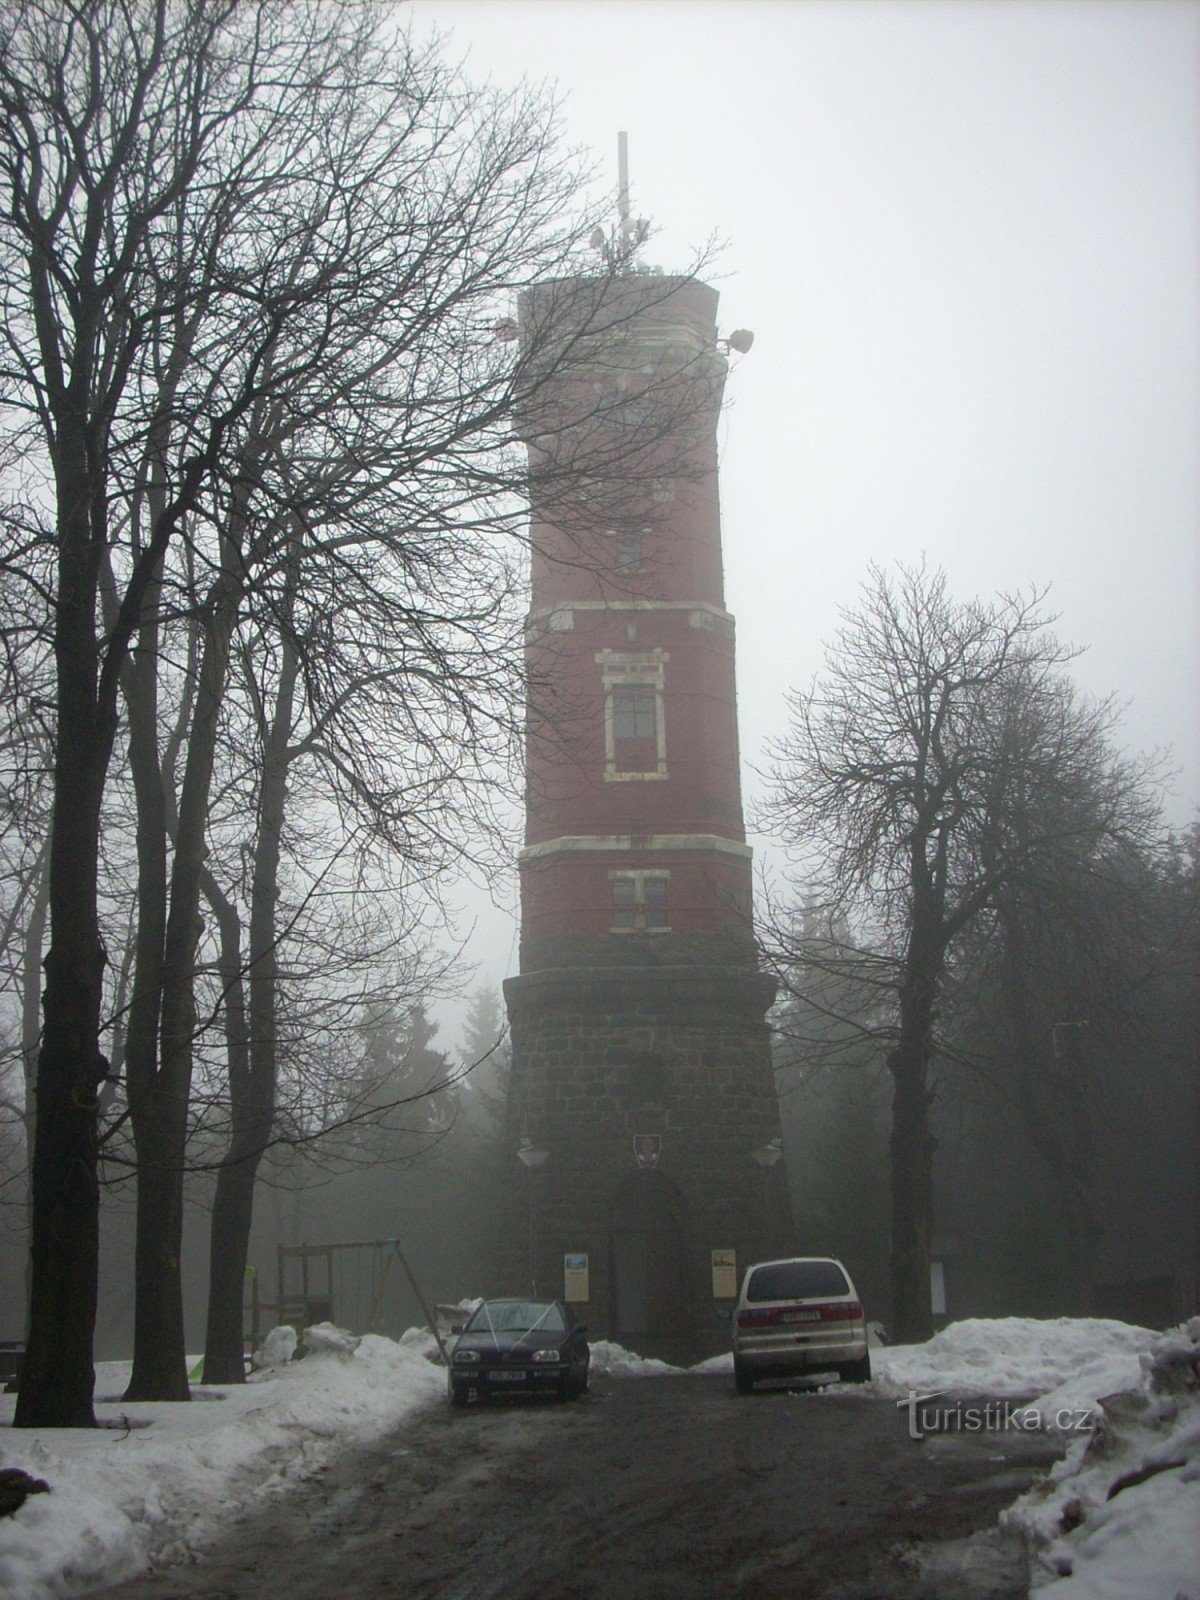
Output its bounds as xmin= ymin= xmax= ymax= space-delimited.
xmin=395 ymin=1323 xmax=446 ymax=1363
xmin=690 ymin=1352 xmax=735 ymax=1374
xmin=299 ymin=1321 xmax=360 ymax=1357
xmin=588 ymin=1340 xmax=681 ymax=1377
xmin=251 ymin=1325 xmax=296 ymax=1370
xmin=872 ymin=1317 xmax=1156 ymax=1405
xmin=0 ymin=1332 xmax=444 ymax=1600
xmin=1001 ymin=1319 xmax=1200 ymax=1600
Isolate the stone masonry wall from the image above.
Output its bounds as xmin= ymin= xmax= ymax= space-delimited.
xmin=501 ymin=962 xmax=791 ymax=1361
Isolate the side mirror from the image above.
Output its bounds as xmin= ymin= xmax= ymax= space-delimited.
xmin=450 ymin=1325 xmax=464 ymax=1336
xmin=716 ymin=1308 xmax=731 ymax=1321
xmin=573 ymin=1323 xmax=588 ymax=1336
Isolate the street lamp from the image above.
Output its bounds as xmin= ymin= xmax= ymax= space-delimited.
xmin=517 ymin=1137 xmax=548 ymax=1295
xmin=752 ymin=1137 xmax=783 ymax=1249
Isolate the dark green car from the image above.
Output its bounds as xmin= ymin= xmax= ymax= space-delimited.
xmin=447 ymin=1298 xmax=589 ymax=1405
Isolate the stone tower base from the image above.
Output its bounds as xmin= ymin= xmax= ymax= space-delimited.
xmin=501 ymin=957 xmax=789 ymax=1364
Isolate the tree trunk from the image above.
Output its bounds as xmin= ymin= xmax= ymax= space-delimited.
xmin=888 ymin=957 xmax=938 ymax=1345
xmin=125 ymin=587 xmax=237 ymax=1401
xmin=1001 ymin=908 xmax=1101 ymax=1318
xmin=204 ymin=1155 xmax=263 ymax=1382
xmin=200 ymin=878 xmax=251 ymax=1384
xmin=17 ymin=433 xmax=114 ymax=1426
xmin=203 ymin=589 xmax=298 ymax=1383
xmin=118 ymin=574 xmax=173 ymax=1391
xmin=20 ymin=847 xmax=50 ymax=1338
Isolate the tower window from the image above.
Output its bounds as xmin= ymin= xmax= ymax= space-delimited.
xmin=614 ymin=527 xmax=645 ymax=575
xmin=612 ymin=684 xmax=657 ymax=741
xmin=610 ymin=872 xmax=669 ymax=932
xmin=596 ymin=648 xmax=669 ymax=781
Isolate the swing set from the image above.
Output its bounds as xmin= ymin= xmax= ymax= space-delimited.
xmin=254 ymin=1238 xmax=447 ymax=1360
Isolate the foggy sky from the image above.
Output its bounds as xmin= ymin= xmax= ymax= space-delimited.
xmin=407 ymin=0 xmax=1199 ymax=1051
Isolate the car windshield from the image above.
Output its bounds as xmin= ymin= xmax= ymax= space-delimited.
xmin=746 ymin=1261 xmax=850 ymax=1302
xmin=466 ymin=1299 xmax=566 ymax=1335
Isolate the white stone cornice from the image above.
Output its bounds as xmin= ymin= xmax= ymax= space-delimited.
xmin=528 ymin=600 xmax=734 ymax=625
xmin=519 ymin=833 xmax=752 ymax=863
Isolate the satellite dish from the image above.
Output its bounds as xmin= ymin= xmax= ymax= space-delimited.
xmin=728 ymin=328 xmax=755 ymax=354
xmin=589 ymin=227 xmax=607 ymax=251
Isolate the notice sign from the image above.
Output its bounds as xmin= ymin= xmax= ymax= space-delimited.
xmin=564 ymin=1252 xmax=589 ymax=1303
xmin=711 ymin=1248 xmax=738 ymax=1299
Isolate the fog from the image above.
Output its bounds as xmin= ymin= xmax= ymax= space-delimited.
xmin=410 ymin=0 xmax=1198 ymax=1045
xmin=0 ymin=0 xmax=1193 ymax=1364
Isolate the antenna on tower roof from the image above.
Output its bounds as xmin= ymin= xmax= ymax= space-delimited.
xmin=618 ymin=131 xmax=631 ymax=231
xmin=590 ymin=132 xmax=649 ymax=271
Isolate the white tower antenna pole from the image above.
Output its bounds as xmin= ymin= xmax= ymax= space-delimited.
xmin=617 ymin=130 xmax=630 ymax=230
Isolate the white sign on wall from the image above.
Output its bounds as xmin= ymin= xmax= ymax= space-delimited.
xmin=711 ymin=1249 xmax=737 ymax=1299
xmin=564 ymin=1252 xmax=589 ymax=1302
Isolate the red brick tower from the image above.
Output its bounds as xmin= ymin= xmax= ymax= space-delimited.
xmin=503 ymin=209 xmax=787 ymax=1360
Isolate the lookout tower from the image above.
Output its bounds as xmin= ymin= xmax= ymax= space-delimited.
xmin=502 ymin=156 xmax=788 ymax=1360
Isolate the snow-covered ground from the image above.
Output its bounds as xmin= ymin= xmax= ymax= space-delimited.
xmin=998 ymin=1319 xmax=1200 ymax=1600
xmin=879 ymin=1317 xmax=1199 ymax=1599
xmin=1 ymin=1315 xmax=1195 ymax=1600
xmin=0 ymin=1326 xmax=444 ymax=1600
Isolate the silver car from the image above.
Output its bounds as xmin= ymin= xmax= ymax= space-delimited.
xmin=732 ymin=1256 xmax=871 ymax=1393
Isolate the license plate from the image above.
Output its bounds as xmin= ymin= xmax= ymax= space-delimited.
xmin=782 ymin=1310 xmax=820 ymax=1322
xmin=488 ymin=1370 xmax=527 ymax=1382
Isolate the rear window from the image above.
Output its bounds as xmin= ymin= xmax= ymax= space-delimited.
xmin=746 ymin=1260 xmax=850 ymax=1303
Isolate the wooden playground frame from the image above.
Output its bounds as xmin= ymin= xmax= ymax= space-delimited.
xmin=244 ymin=1238 xmax=448 ymax=1362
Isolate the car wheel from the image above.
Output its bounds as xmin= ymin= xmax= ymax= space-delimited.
xmin=448 ymin=1381 xmax=469 ymax=1407
xmin=734 ymin=1359 xmax=755 ymax=1395
xmin=839 ymin=1354 xmax=872 ymax=1384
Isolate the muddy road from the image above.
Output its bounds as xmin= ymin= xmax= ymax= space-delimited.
xmin=95 ymin=1372 xmax=1060 ymax=1600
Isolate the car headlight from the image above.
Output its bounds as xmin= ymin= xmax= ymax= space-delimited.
xmin=531 ymin=1348 xmax=561 ymax=1364
xmin=452 ymin=1350 xmax=480 ymax=1364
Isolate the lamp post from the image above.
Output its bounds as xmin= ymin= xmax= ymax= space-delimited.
xmin=517 ymin=1137 xmax=549 ymax=1295
xmin=752 ymin=1137 xmax=783 ymax=1248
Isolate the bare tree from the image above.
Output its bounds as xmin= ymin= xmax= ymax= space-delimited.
xmin=763 ymin=562 xmax=1165 ymax=1342
xmin=114 ymin=72 xmax=714 ymax=1392
xmin=938 ymin=801 xmax=1190 ymax=1313
xmin=0 ymin=0 xmax=429 ymax=1426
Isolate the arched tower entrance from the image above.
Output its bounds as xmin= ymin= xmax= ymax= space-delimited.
xmin=609 ymin=1171 xmax=689 ymax=1344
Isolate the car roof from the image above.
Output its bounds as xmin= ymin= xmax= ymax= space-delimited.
xmin=480 ymin=1296 xmax=558 ymax=1305
xmin=746 ymin=1256 xmax=844 ymax=1270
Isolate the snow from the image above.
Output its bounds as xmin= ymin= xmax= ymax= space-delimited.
xmin=871 ymin=1316 xmax=1155 ymax=1408
xmin=1000 ymin=1318 xmax=1200 ymax=1600
xmin=689 ymin=1351 xmax=734 ymax=1374
xmin=251 ymin=1325 xmax=296 ymax=1369
xmin=299 ymin=1321 xmax=361 ymax=1357
xmin=0 ymin=1330 xmax=444 ymax=1600
xmin=2 ymin=1314 xmax=1194 ymax=1600
xmin=588 ymin=1340 xmax=681 ymax=1378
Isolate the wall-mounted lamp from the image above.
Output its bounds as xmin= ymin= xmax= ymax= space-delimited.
xmin=751 ymin=1136 xmax=783 ymax=1170
xmin=719 ymin=328 xmax=755 ymax=356
xmin=518 ymin=1136 xmax=549 ymax=1170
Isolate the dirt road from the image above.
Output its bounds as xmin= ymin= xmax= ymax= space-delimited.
xmin=94 ymin=1371 xmax=1060 ymax=1599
